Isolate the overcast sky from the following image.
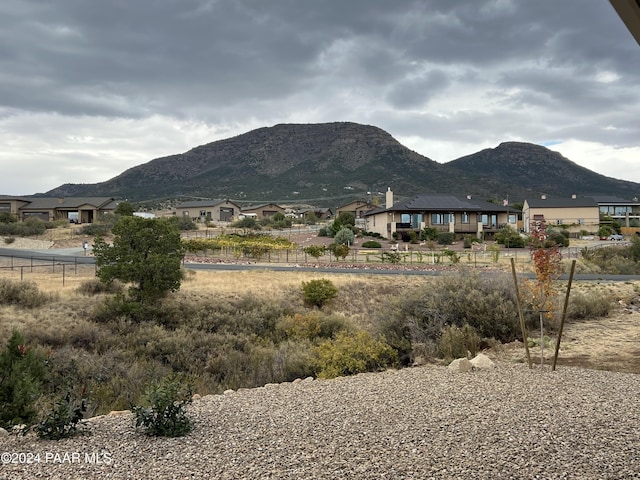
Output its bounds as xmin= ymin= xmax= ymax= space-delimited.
xmin=1 ymin=0 xmax=639 ymax=196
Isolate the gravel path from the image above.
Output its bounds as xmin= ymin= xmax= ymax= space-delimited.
xmin=1 ymin=363 xmax=639 ymax=479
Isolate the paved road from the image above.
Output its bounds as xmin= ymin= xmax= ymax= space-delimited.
xmin=0 ymin=247 xmax=637 ymax=281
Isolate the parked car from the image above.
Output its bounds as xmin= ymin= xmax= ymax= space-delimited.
xmin=607 ymin=234 xmax=624 ymax=241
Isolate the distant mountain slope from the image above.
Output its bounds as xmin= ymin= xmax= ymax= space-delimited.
xmin=46 ymin=122 xmax=471 ymax=204
xmin=445 ymin=142 xmax=640 ymax=199
xmin=44 ymin=124 xmax=640 ymax=205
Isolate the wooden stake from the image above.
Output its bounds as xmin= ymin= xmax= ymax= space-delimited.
xmin=511 ymin=257 xmax=532 ymax=368
xmin=552 ymin=259 xmax=576 ymax=371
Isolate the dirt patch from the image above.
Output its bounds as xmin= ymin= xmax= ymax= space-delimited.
xmin=491 ymin=287 xmax=640 ymax=374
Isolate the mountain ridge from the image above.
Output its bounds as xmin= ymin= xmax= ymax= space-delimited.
xmin=41 ymin=122 xmax=640 ymax=206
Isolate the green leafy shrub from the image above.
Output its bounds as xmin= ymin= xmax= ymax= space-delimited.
xmin=315 ymin=330 xmax=397 ymax=379
xmin=362 ymin=240 xmax=382 ymax=248
xmin=420 ymin=226 xmax=438 ymax=241
xmin=302 ymin=279 xmax=338 ymax=308
xmin=3 ymin=236 xmax=15 ymax=244
xmin=0 ymin=278 xmax=55 ymax=308
xmin=0 ymin=331 xmax=48 ymax=428
xmin=330 ymin=243 xmax=350 ymax=260
xmin=132 ymin=374 xmax=193 ymax=437
xmin=437 ymin=232 xmax=455 ymax=245
xmin=35 ymin=391 xmax=88 ymax=440
xmin=382 ymin=251 xmax=402 ymax=263
xmin=303 ymin=245 xmax=326 ymax=259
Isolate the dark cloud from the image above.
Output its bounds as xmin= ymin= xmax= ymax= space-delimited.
xmin=0 ymin=0 xmax=639 ymax=193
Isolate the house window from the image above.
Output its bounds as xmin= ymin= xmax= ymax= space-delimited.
xmin=411 ymin=214 xmax=422 ymax=229
xmin=199 ymin=210 xmax=207 ymax=217
xmin=556 ymin=219 xmax=563 ymax=225
xmin=508 ymin=214 xmax=517 ymax=224
xmin=431 ymin=213 xmax=451 ymax=225
xmin=461 ymin=212 xmax=470 ymax=224
xmin=481 ymin=214 xmax=497 ymax=227
xmin=183 ymin=211 xmax=190 ymax=217
xmin=578 ymin=219 xmax=584 ymax=225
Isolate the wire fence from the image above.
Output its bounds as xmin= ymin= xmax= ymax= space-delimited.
xmin=0 ymin=254 xmax=96 ymax=287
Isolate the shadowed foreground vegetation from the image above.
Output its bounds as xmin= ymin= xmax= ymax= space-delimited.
xmin=0 ymin=269 xmax=619 ymax=428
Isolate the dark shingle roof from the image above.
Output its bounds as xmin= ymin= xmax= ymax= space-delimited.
xmin=382 ymin=194 xmax=513 ymax=213
xmin=525 ymin=197 xmax=597 ymax=208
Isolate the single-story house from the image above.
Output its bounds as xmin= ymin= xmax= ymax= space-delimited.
xmin=363 ymin=189 xmax=517 ymax=240
xmin=174 ymin=199 xmax=242 ymax=223
xmin=335 ymin=200 xmax=376 ymax=220
xmin=522 ymin=196 xmax=600 ymax=234
xmin=0 ymin=196 xmax=118 ymax=223
xmin=297 ymin=207 xmax=333 ymax=221
xmin=241 ymin=203 xmax=285 ymax=219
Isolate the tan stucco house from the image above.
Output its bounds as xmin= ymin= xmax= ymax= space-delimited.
xmin=0 ymin=196 xmax=118 ymax=223
xmin=174 ymin=199 xmax=242 ymax=223
xmin=336 ymin=200 xmax=376 ymax=220
xmin=241 ymin=203 xmax=285 ymax=219
xmin=522 ymin=196 xmax=600 ymax=234
xmin=364 ymin=189 xmax=516 ymax=240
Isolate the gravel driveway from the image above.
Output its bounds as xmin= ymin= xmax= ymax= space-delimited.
xmin=2 ymin=363 xmax=639 ymax=479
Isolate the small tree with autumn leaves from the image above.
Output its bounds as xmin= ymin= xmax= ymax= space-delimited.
xmin=521 ymin=220 xmax=563 ymax=366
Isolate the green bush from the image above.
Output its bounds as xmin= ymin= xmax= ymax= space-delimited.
xmin=167 ymin=216 xmax=198 ymax=231
xmin=132 ymin=374 xmax=193 ymax=437
xmin=303 ymin=245 xmax=326 ymax=259
xmin=0 ymin=331 xmax=48 ymax=428
xmin=361 ymin=240 xmax=382 ymax=248
xmin=420 ymin=226 xmax=438 ymax=241
xmin=437 ymin=232 xmax=455 ymax=245
xmin=302 ymin=279 xmax=338 ymax=308
xmin=35 ymin=391 xmax=88 ymax=440
xmin=315 ymin=330 xmax=397 ymax=379
xmin=0 ymin=278 xmax=55 ymax=308
xmin=334 ymin=227 xmax=355 ymax=246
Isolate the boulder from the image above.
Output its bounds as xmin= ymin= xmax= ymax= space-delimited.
xmin=448 ymin=357 xmax=473 ymax=373
xmin=470 ymin=353 xmax=495 ymax=370
xmin=0 ymin=427 xmax=8 ymax=437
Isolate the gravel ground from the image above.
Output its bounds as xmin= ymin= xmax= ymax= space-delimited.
xmin=1 ymin=363 xmax=639 ymax=480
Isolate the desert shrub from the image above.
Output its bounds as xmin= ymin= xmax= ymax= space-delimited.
xmin=132 ymin=374 xmax=193 ymax=437
xmin=35 ymin=391 xmax=88 ymax=440
xmin=4 ymin=236 xmax=15 ymax=244
xmin=362 ymin=240 xmax=382 ymax=248
xmin=334 ymin=227 xmax=355 ymax=246
xmin=565 ymin=291 xmax=612 ymax=320
xmin=278 ymin=312 xmax=348 ymax=341
xmin=420 ymin=226 xmax=438 ymax=241
xmin=381 ymin=251 xmax=402 ymax=263
xmin=314 ymin=330 xmax=397 ymax=379
xmin=495 ymin=226 xmax=525 ymax=248
xmin=166 ymin=215 xmax=198 ymax=231
xmin=77 ymin=278 xmax=123 ymax=296
xmin=436 ymin=324 xmax=480 ymax=360
xmin=303 ymin=245 xmax=326 ymax=259
xmin=302 ymin=279 xmax=338 ymax=308
xmin=80 ymin=223 xmax=112 ymax=236
xmin=437 ymin=232 xmax=455 ymax=245
xmin=441 ymin=249 xmax=461 ymax=263
xmin=318 ymin=227 xmax=329 ymax=237
xmin=0 ymin=330 xmax=48 ymax=428
xmin=0 ymin=278 xmax=55 ymax=308
xmin=378 ymin=273 xmax=524 ymax=365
